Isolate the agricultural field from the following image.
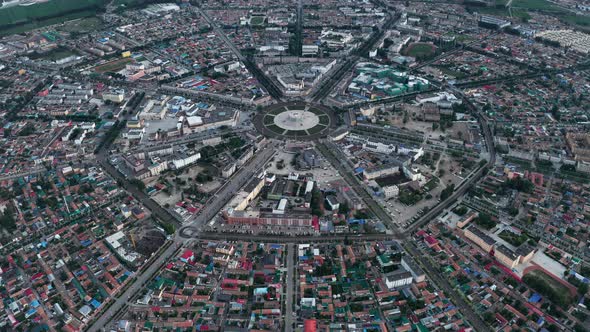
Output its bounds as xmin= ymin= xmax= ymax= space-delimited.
xmin=0 ymin=0 xmax=104 ymax=26
xmin=56 ymin=16 xmax=103 ymax=33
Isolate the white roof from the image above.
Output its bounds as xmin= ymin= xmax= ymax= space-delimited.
xmin=186 ymin=116 xmax=203 ymax=126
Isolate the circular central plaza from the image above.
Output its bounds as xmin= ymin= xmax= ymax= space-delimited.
xmin=254 ymin=102 xmax=336 ymax=140
xmin=273 ymin=110 xmax=320 ymax=131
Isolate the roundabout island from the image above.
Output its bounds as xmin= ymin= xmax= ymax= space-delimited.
xmin=253 ymin=101 xmax=337 ymax=140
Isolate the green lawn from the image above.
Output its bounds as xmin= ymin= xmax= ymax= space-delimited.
xmin=268 ymin=107 xmax=285 ymax=115
xmin=318 ymin=114 xmax=330 ymax=126
xmin=306 ymin=124 xmax=327 ymax=135
xmin=250 ymin=16 xmax=265 ymax=26
xmin=263 ymin=115 xmax=275 ymax=125
xmin=266 ymin=124 xmax=284 ymax=134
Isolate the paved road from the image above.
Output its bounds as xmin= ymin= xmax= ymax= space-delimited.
xmin=83 ymin=3 xmax=500 ymax=330
xmin=310 ymin=13 xmax=399 ymax=102
xmin=196 ymin=6 xmax=283 ymax=100
xmin=404 ymin=242 xmax=489 ymax=331
xmin=284 ymin=243 xmax=295 ymax=332
xmin=90 ymin=141 xmax=276 ymax=330
xmin=86 ymin=242 xmax=180 ymax=332
xmin=316 ymin=142 xmax=397 ymax=229
xmin=97 ymin=151 xmax=181 ymax=226
xmin=180 ymin=142 xmax=277 ymax=234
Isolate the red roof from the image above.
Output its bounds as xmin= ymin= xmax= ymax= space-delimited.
xmin=304 ymin=319 xmax=317 ymax=332
xmin=424 ymin=235 xmax=438 ymax=246
xmin=31 ymin=272 xmax=45 ymax=281
xmin=180 ymin=250 xmax=194 ymax=260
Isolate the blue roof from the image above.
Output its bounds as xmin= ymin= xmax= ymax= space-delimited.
xmin=529 ymin=293 xmax=542 ymax=303
xmin=90 ymin=299 xmax=101 ymax=309
xmin=347 ymin=219 xmax=366 ymax=225
xmin=26 ymin=308 xmax=37 ymax=317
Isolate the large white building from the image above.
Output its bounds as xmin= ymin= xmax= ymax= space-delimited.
xmin=382 ymin=185 xmax=399 ymax=198
xmin=170 ymin=152 xmax=201 ymax=170
xmin=103 ymin=89 xmax=125 ymax=103
xmin=385 ymin=270 xmax=413 ymax=290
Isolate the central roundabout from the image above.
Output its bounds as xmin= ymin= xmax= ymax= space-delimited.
xmin=254 ymin=101 xmax=337 ymax=140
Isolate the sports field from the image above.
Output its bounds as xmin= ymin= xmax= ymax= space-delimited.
xmin=403 ymin=43 xmax=436 ymax=58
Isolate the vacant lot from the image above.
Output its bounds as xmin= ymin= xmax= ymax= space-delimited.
xmin=523 ymin=270 xmax=574 ymax=308
xmin=57 ymin=16 xmax=103 ymax=33
xmin=93 ymin=58 xmax=133 ymax=73
xmin=28 ymin=46 xmax=77 ymax=61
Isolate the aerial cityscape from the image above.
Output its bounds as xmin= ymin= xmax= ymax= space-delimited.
xmin=0 ymin=0 xmax=590 ymax=331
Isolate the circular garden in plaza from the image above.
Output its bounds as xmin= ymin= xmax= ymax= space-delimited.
xmin=254 ymin=102 xmax=336 ymax=140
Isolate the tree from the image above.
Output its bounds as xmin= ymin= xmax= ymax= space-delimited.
xmin=338 ymin=202 xmax=350 ymax=215
xmin=475 ymin=213 xmax=496 ymax=229
xmin=440 ymin=184 xmax=455 ymax=200
xmin=0 ymin=208 xmax=16 ymax=231
xmin=504 ymin=177 xmax=534 ymax=194
xmin=129 ymin=179 xmax=146 ymax=191
xmin=162 ymin=223 xmax=175 ymax=235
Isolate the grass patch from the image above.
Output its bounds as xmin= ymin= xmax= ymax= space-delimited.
xmin=318 ymin=114 xmax=330 ymax=126
xmin=423 ymin=178 xmax=440 ymax=192
xmin=306 ymin=124 xmax=327 ymax=135
xmin=250 ymin=16 xmax=265 ymax=26
xmin=285 ymin=105 xmax=305 ymax=111
xmin=93 ymin=58 xmax=133 ymax=73
xmin=283 ymin=130 xmax=307 ymax=137
xmin=308 ymin=107 xmax=325 ymax=115
xmin=266 ymin=124 xmax=284 ymax=134
xmin=523 ymin=270 xmax=574 ymax=308
xmin=268 ymin=107 xmax=285 ymax=115
xmin=263 ymin=115 xmax=275 ymax=125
